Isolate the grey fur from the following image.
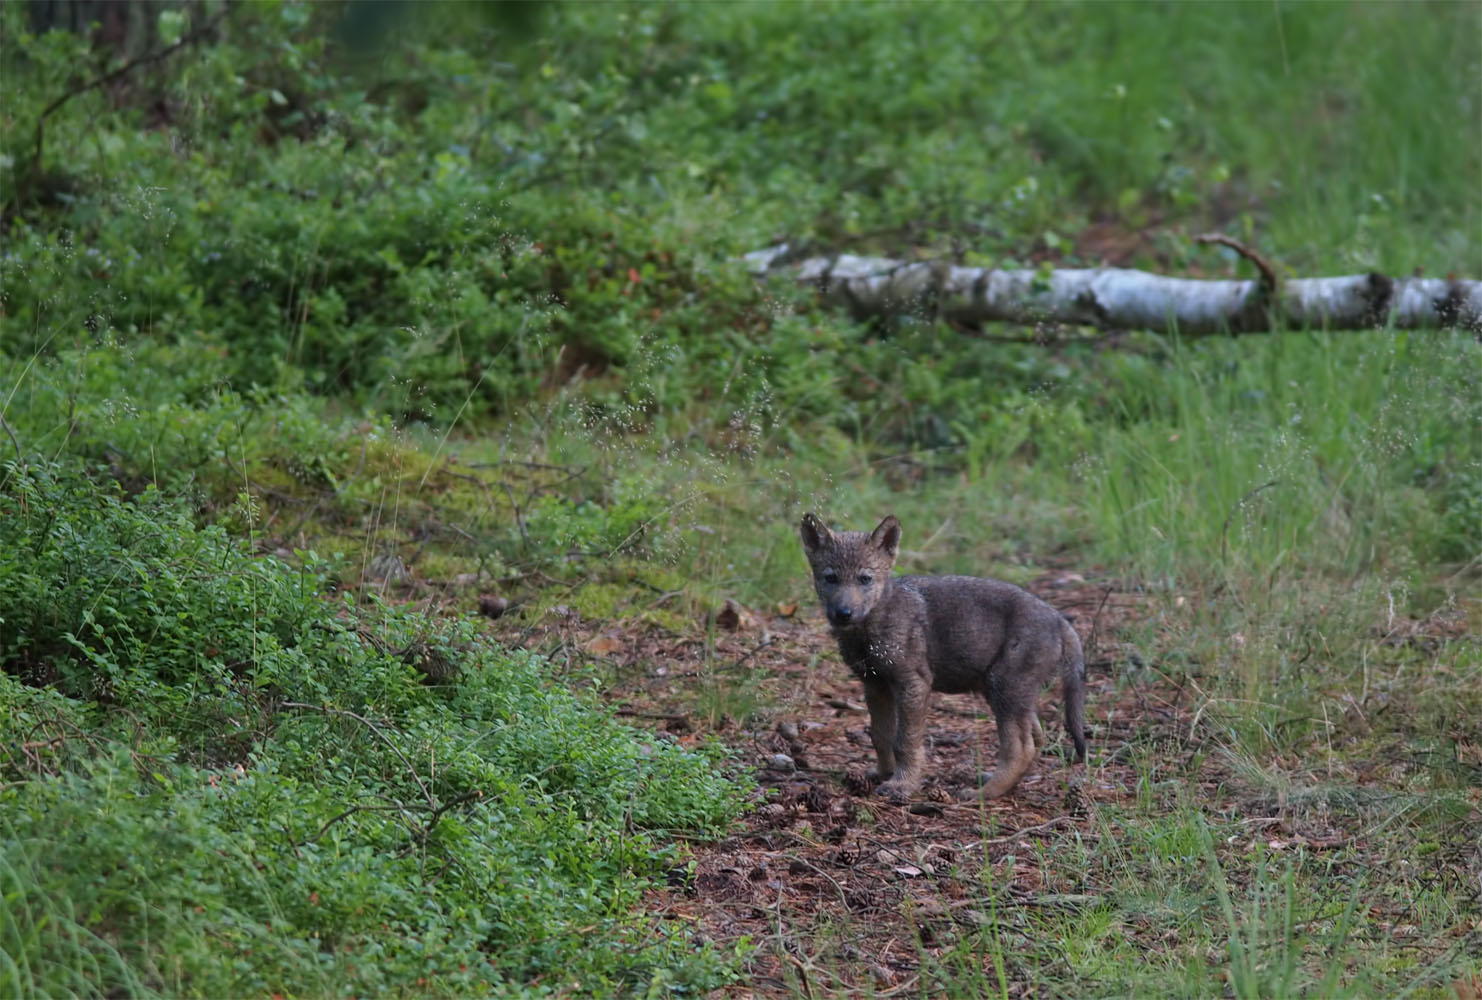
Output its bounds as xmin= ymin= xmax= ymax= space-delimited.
xmin=800 ymin=513 xmax=1087 ymax=801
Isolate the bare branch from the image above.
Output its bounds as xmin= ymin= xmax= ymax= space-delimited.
xmin=0 ymin=415 xmax=24 ymax=468
xmin=1195 ymin=233 xmax=1280 ymax=295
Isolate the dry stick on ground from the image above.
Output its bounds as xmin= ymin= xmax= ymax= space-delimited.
xmin=298 ymin=802 xmax=418 ymax=846
xmin=745 ymin=242 xmax=1482 ymax=335
xmin=719 ymin=635 xmax=777 ymax=673
xmin=421 ymin=789 xmax=484 ymax=838
xmin=1085 ymin=585 xmax=1114 ymax=666
xmin=295 ymin=790 xmax=483 ymax=850
xmin=16 ymin=717 xmax=102 ymax=778
xmin=466 ymin=459 xmax=589 ymax=480
xmin=500 ymin=480 xmax=532 ymax=552
xmin=17 ymin=712 xmax=164 ymax=780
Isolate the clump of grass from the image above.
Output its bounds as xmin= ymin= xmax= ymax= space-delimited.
xmin=1084 ymin=330 xmax=1481 ymax=589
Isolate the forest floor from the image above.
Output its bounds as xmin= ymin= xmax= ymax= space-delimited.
xmin=481 ymin=571 xmax=1479 ymax=997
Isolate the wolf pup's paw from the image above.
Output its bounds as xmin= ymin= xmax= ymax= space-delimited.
xmin=976 ymin=769 xmax=1022 ymax=798
xmin=866 ymin=765 xmax=895 ymax=784
xmin=876 ymin=778 xmax=918 ymax=803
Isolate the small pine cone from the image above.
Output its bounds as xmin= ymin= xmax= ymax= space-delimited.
xmin=842 ymin=766 xmax=873 ymax=796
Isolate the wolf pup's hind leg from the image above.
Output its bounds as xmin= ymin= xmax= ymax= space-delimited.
xmin=979 ymin=710 xmax=1038 ymax=798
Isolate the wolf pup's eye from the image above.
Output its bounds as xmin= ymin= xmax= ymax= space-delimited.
xmin=858 ymin=574 xmax=873 ymax=585
xmin=822 ymin=570 xmax=839 ymax=584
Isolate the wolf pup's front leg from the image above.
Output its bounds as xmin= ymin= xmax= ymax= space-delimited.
xmin=876 ymin=674 xmax=930 ymax=801
xmin=861 ymin=678 xmax=898 ymax=783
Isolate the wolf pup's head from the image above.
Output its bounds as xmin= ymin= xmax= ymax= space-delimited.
xmin=799 ymin=514 xmax=901 ymax=630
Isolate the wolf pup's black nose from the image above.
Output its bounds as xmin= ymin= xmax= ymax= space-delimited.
xmin=831 ymin=606 xmax=853 ymax=624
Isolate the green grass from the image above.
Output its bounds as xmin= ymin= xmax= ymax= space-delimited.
xmin=2 ymin=0 xmax=1479 ymax=995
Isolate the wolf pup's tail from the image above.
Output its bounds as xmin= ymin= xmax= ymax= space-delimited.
xmin=1060 ymin=618 xmax=1088 ymax=762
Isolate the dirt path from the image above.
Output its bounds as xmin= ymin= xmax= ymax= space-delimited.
xmin=486 ymin=576 xmax=1473 ymax=996
xmin=488 ymin=578 xmax=1177 ymax=993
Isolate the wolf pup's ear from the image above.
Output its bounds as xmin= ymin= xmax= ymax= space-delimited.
xmin=870 ymin=515 xmax=902 ymax=560
xmin=800 ymin=513 xmax=833 ymax=552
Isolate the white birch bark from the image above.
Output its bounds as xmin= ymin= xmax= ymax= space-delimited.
xmin=743 ymin=245 xmax=1482 ymax=336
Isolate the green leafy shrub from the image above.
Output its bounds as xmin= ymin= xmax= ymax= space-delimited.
xmin=0 ymin=336 xmax=401 ymax=520
xmin=0 ymin=463 xmax=750 ymax=996
xmin=522 ymin=474 xmax=674 ymax=565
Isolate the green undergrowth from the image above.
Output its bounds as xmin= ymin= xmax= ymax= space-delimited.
xmin=0 ymin=463 xmax=749 ymax=997
xmin=4 ymin=2 xmax=1478 ymax=419
xmin=3 ymin=324 xmax=1476 ymax=608
xmin=2 ymin=0 xmax=1479 ymax=995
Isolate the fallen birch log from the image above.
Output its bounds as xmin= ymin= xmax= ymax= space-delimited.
xmin=743 ymin=242 xmax=1482 ymax=336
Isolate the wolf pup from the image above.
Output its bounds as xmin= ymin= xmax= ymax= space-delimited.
xmin=800 ymin=513 xmax=1087 ymax=801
